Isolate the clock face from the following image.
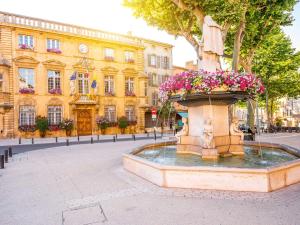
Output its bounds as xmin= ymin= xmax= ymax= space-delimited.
xmin=79 ymin=44 xmax=88 ymax=54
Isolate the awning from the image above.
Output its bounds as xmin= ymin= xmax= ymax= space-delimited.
xmin=177 ymin=112 xmax=188 ymax=118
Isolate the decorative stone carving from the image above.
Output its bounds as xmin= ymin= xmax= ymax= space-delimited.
xmin=202 ymin=118 xmax=215 ymax=148
xmin=42 ymin=59 xmax=66 ymax=68
xmin=13 ymin=56 xmax=39 ymax=66
xmin=175 ymin=117 xmax=188 ymax=143
xmin=230 ymin=117 xmax=244 ymax=144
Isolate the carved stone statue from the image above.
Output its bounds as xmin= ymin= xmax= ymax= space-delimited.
xmin=230 ymin=117 xmax=244 ymax=144
xmin=175 ymin=117 xmax=188 ymax=143
xmin=199 ymin=15 xmax=224 ymax=72
xmin=202 ymin=118 xmax=215 ymax=148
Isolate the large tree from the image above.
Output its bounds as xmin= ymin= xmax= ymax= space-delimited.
xmin=252 ymin=31 xmax=300 ymax=127
xmin=125 ymin=0 xmax=298 ymax=130
xmin=124 ymin=0 xmax=297 ymax=71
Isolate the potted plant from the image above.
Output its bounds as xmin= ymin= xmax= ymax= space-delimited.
xmin=60 ymin=119 xmax=74 ymax=136
xmin=118 ymin=116 xmax=128 ymax=134
xmin=36 ymin=116 xmax=48 ymax=138
xmin=96 ymin=116 xmax=109 ymax=134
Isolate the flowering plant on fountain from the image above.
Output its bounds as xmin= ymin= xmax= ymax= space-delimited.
xmin=159 ymin=70 xmax=265 ymax=100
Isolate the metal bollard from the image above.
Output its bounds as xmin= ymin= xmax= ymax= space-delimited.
xmin=8 ymin=147 xmax=12 ymax=157
xmin=0 ymin=155 xmax=4 ymax=169
xmin=19 ymin=137 xmax=21 ymax=144
xmin=66 ymin=139 xmax=69 ymax=146
xmin=31 ymin=138 xmax=34 ymax=144
xmin=4 ymin=150 xmax=8 ymax=163
xmin=174 ymin=129 xmax=176 ymax=136
xmin=154 ymin=132 xmax=157 ymax=141
xmin=55 ymin=137 xmax=58 ymax=143
xmin=97 ymin=134 xmax=99 ymax=141
xmin=77 ymin=135 xmax=80 ymax=142
xmin=91 ymin=137 xmax=94 ymax=144
xmin=113 ymin=136 xmax=116 ymax=142
xmin=133 ymin=134 xmax=136 ymax=141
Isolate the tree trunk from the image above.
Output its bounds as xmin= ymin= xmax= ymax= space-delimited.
xmin=232 ymin=12 xmax=246 ymax=71
xmin=270 ymin=99 xmax=274 ymax=125
xmin=265 ymin=87 xmax=270 ymax=130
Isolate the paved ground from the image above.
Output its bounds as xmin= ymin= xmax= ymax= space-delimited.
xmin=0 ymin=134 xmax=300 ymax=225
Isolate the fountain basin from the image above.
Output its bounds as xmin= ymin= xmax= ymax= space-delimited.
xmin=123 ymin=141 xmax=300 ymax=192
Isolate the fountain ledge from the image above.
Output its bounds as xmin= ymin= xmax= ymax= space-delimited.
xmin=123 ymin=141 xmax=300 ymax=192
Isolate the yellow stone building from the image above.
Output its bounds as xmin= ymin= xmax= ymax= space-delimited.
xmin=0 ymin=11 xmax=151 ymax=137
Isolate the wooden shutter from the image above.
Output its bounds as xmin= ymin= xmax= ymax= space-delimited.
xmin=147 ymin=54 xmax=151 ymax=66
xmin=148 ymin=72 xmax=153 ymax=86
xmin=157 ymin=56 xmax=160 ymax=68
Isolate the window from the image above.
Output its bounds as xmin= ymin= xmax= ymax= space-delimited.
xmin=19 ymin=68 xmax=34 ymax=90
xmin=104 ymin=48 xmax=114 ymax=60
xmin=125 ymin=106 xmax=135 ymax=121
xmin=78 ymin=73 xmax=89 ymax=94
xmin=148 ymin=54 xmax=156 ymax=67
xmin=125 ymin=77 xmax=134 ymax=93
xmin=104 ymin=75 xmax=114 ymax=95
xmin=47 ymin=39 xmax=60 ymax=49
xmin=19 ymin=106 xmax=35 ymax=126
xmin=152 ymin=73 xmax=158 ymax=86
xmin=18 ymin=34 xmax=34 ymax=49
xmin=0 ymin=73 xmax=3 ymax=92
xmin=152 ymin=92 xmax=159 ymax=106
xmin=162 ymin=56 xmax=169 ymax=69
xmin=104 ymin=105 xmax=116 ymax=122
xmin=48 ymin=106 xmax=62 ymax=125
xmin=48 ymin=70 xmax=61 ymax=92
xmin=125 ymin=51 xmax=134 ymax=63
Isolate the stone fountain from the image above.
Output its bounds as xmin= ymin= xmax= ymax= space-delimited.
xmin=123 ymin=16 xmax=300 ymax=192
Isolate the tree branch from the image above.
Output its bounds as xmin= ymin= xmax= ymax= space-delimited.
xmin=171 ymin=0 xmax=205 ymax=30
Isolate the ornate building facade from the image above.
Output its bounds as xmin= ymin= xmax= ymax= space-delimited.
xmin=0 ymin=11 xmax=152 ymax=137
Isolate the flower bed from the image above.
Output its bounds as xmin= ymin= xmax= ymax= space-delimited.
xmin=19 ymin=88 xmax=35 ymax=94
xmin=19 ymin=44 xmax=33 ymax=50
xmin=126 ymin=58 xmax=135 ymax=63
xmin=47 ymin=48 xmax=62 ymax=54
xmin=159 ymin=70 xmax=265 ymax=100
xmin=49 ymin=88 xmax=62 ymax=95
xmin=105 ymin=91 xmax=115 ymax=97
xmin=18 ymin=125 xmax=36 ymax=132
xmin=104 ymin=56 xmax=114 ymax=61
xmin=125 ymin=91 xmax=136 ymax=97
xmin=48 ymin=124 xmax=61 ymax=131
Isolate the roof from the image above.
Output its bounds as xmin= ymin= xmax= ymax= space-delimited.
xmin=0 ymin=11 xmax=173 ymax=49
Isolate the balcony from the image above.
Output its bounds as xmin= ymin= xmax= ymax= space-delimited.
xmin=0 ymin=11 xmax=143 ymax=47
xmin=0 ymin=92 xmax=12 ymax=109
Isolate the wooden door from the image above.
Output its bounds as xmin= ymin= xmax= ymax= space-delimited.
xmin=77 ymin=109 xmax=92 ymax=135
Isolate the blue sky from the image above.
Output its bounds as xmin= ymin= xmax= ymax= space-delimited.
xmin=0 ymin=0 xmax=299 ymax=66
xmin=283 ymin=2 xmax=300 ymax=51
